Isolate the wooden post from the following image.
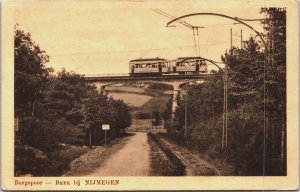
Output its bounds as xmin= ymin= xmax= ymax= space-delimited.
xmin=89 ymin=128 xmax=92 ymax=149
xmin=105 ymin=130 xmax=107 ymax=147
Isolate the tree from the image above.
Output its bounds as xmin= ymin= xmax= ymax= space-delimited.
xmin=110 ymin=99 xmax=132 ymax=135
xmin=14 ymin=28 xmax=52 ymax=118
xmin=261 ymin=8 xmax=286 ymax=175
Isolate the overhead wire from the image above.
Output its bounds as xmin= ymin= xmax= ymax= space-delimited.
xmin=150 ymin=8 xmax=192 ymax=29
xmin=151 ymin=8 xmax=201 ymax=57
xmin=154 ymin=8 xmax=195 ymax=29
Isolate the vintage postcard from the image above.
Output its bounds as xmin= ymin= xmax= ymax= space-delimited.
xmin=1 ymin=0 xmax=299 ymax=190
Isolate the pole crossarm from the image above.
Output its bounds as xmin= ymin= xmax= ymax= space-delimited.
xmin=166 ymin=12 xmax=268 ymax=52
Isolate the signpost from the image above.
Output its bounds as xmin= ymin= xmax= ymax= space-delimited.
xmin=102 ymin=124 xmax=110 ymax=147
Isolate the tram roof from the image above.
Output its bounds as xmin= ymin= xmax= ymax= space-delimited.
xmin=177 ymin=56 xmax=203 ymax=60
xmin=130 ymin=57 xmax=167 ymax=62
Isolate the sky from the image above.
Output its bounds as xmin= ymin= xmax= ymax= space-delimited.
xmin=12 ymin=0 xmax=269 ymax=75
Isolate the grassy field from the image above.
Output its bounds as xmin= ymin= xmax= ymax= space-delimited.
xmin=106 ymin=84 xmax=172 ymax=112
xmin=108 ymin=92 xmax=152 ymax=108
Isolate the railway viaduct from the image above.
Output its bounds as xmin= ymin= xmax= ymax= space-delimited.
xmin=84 ymin=74 xmax=212 ymax=116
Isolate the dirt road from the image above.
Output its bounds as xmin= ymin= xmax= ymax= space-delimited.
xmin=87 ymin=132 xmax=150 ymax=176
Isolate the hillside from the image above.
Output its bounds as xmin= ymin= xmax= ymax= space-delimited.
xmin=106 ymin=83 xmax=173 ymax=132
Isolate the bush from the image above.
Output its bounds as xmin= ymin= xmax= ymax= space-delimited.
xmin=15 ymin=144 xmax=88 ymax=176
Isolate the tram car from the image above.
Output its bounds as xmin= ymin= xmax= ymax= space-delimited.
xmin=173 ymin=57 xmax=208 ymax=74
xmin=129 ymin=57 xmax=169 ymax=76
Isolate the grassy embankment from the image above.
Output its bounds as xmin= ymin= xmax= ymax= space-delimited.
xmin=147 ymin=133 xmax=185 ymax=176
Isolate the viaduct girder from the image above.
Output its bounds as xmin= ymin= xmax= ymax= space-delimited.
xmin=84 ymin=74 xmax=212 ymax=83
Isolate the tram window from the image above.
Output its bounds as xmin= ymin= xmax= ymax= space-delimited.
xmin=177 ymin=62 xmax=184 ymax=66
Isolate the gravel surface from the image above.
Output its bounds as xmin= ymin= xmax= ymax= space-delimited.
xmin=64 ymin=135 xmax=132 ymax=176
xmin=88 ymin=132 xmax=150 ymax=176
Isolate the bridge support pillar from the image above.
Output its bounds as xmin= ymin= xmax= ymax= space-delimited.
xmin=170 ymin=83 xmax=181 ymax=135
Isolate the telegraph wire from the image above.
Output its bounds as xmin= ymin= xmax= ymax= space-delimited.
xmin=52 ymin=45 xmax=195 ymax=56
xmin=150 ymin=8 xmax=202 ymax=57
xmin=51 ymin=41 xmax=228 ymax=57
xmin=150 ymin=8 xmax=192 ymax=29
xmin=154 ymin=9 xmax=194 ymax=29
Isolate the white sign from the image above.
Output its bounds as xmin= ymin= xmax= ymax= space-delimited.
xmin=102 ymin=124 xmax=110 ymax=130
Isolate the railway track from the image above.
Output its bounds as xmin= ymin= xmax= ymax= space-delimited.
xmin=157 ymin=135 xmax=220 ymax=176
xmin=84 ymin=74 xmax=212 ymax=82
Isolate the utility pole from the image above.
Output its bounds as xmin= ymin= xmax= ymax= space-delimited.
xmin=225 ymin=28 xmax=232 ymax=148
xmin=225 ymin=60 xmax=228 ymax=148
xmin=193 ymin=28 xmax=198 ymax=56
xmin=230 ymin=27 xmax=233 ymax=48
xmin=223 ymin=28 xmax=231 ymax=149
xmin=196 ymin=27 xmax=200 ymax=56
xmin=222 ymin=72 xmax=225 ymax=149
xmin=241 ymin=29 xmax=243 ymax=48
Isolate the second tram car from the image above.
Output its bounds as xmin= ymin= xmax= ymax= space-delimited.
xmin=173 ymin=57 xmax=208 ymax=74
xmin=129 ymin=57 xmax=169 ymax=76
